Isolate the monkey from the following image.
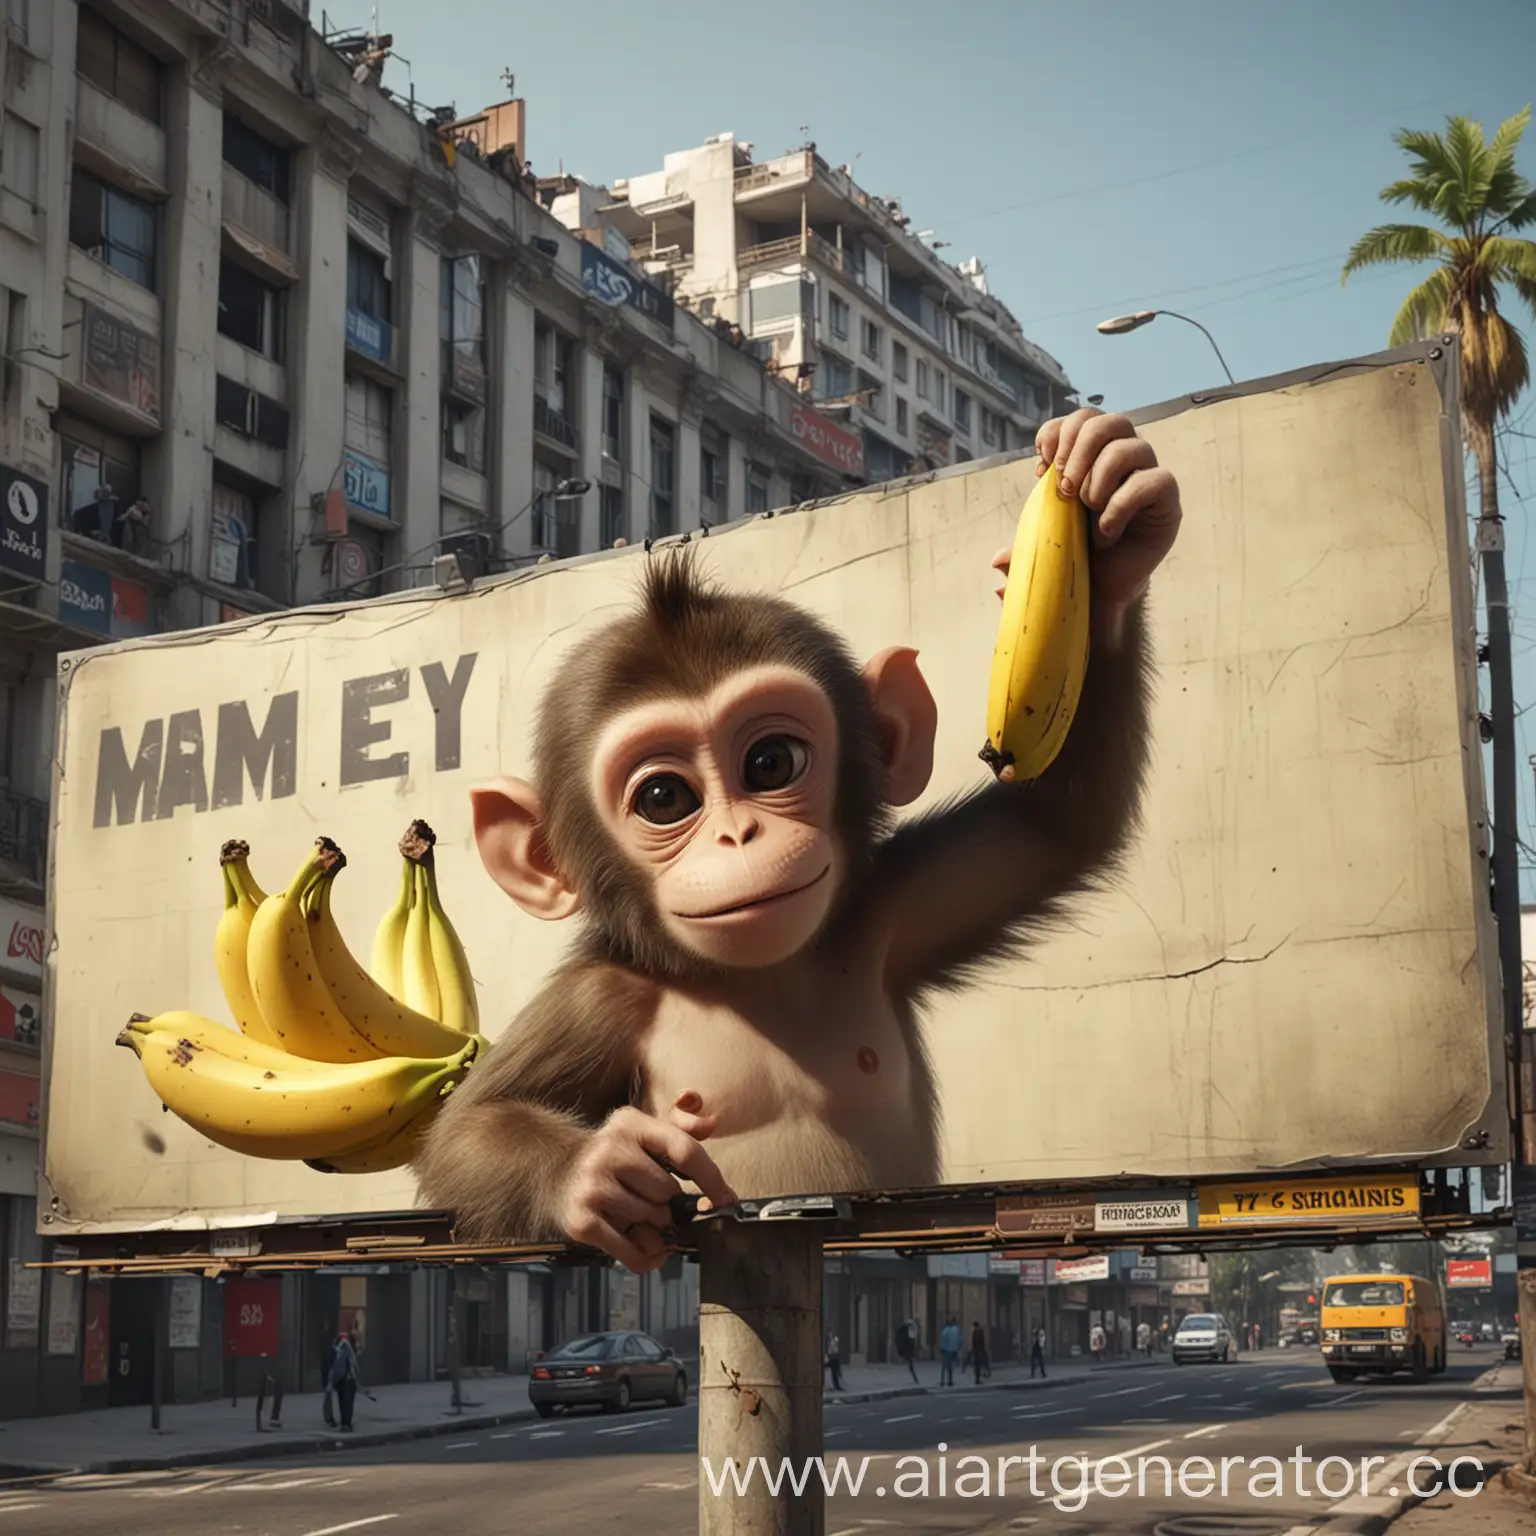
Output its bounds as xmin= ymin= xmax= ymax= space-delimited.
xmin=414 ymin=409 xmax=1182 ymax=1274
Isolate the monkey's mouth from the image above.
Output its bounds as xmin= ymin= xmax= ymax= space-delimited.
xmin=674 ymin=865 xmax=832 ymax=923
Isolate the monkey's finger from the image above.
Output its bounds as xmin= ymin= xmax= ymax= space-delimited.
xmin=1058 ymin=412 xmax=1133 ymax=502
xmin=1098 ymin=467 xmax=1182 ymax=549
xmin=635 ymin=1120 xmax=738 ymax=1210
xmin=1081 ymin=436 xmax=1157 ymax=516
xmin=568 ymin=1213 xmax=662 ymax=1274
xmin=600 ymin=1181 xmax=676 ymax=1233
xmin=1037 ymin=408 xmax=1101 ymax=476
xmin=615 ymin=1149 xmax=684 ymax=1204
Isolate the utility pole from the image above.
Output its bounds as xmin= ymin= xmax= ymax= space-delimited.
xmin=698 ymin=1222 xmax=824 ymax=1536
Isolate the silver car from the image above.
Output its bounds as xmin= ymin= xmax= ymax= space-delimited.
xmin=1172 ymin=1313 xmax=1236 ymax=1365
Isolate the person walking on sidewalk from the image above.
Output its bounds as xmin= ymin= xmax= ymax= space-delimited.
xmin=969 ymin=1322 xmax=989 ymax=1385
xmin=1090 ymin=1323 xmax=1106 ymax=1366
xmin=824 ymin=1330 xmax=845 ymax=1392
xmin=1030 ymin=1327 xmax=1047 ymax=1378
xmin=896 ymin=1319 xmax=919 ymax=1384
xmin=329 ymin=1327 xmax=362 ymax=1431
xmin=939 ymin=1317 xmax=961 ymax=1386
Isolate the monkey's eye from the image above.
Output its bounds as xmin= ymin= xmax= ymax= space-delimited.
xmin=742 ymin=735 xmax=810 ymax=793
xmin=632 ymin=773 xmax=701 ymax=826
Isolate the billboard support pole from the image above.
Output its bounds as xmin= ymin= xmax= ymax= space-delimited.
xmin=698 ymin=1220 xmax=824 ymax=1536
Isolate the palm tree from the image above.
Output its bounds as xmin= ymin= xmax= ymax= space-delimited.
xmin=1342 ymin=106 xmax=1536 ymax=508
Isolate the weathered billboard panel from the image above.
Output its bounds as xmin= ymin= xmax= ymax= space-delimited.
xmin=42 ymin=345 xmax=1504 ymax=1234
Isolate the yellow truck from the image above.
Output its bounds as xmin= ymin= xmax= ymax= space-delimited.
xmin=1319 ymin=1273 xmax=1445 ymax=1382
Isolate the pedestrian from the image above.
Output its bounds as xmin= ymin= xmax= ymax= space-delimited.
xmin=1253 ymin=1323 xmax=1262 ymax=1352
xmin=1137 ymin=1320 xmax=1151 ymax=1357
xmin=824 ymin=1330 xmax=844 ymax=1392
xmin=329 ymin=1326 xmax=361 ymax=1431
xmin=895 ymin=1319 xmax=919 ymax=1384
xmin=939 ymin=1316 xmax=961 ymax=1387
xmin=1090 ymin=1323 xmax=1105 ymax=1366
xmin=969 ymin=1322 xmax=988 ymax=1385
xmin=1030 ymin=1326 xmax=1047 ymax=1378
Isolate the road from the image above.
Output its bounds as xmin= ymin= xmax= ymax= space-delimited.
xmin=0 ymin=1348 xmax=1504 ymax=1535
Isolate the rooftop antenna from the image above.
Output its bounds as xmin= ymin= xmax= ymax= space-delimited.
xmin=500 ymin=67 xmax=515 ymax=96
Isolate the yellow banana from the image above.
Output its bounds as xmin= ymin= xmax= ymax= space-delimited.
xmin=305 ymin=856 xmax=475 ymax=1059
xmin=120 ymin=1011 xmax=343 ymax=1075
xmin=980 ymin=463 xmax=1091 ymax=784
xmin=215 ymin=842 xmax=285 ymax=1050
xmin=370 ymin=854 xmax=414 ymax=1003
xmin=401 ymin=860 xmax=441 ymax=1023
xmin=247 ymin=841 xmax=384 ymax=1063
xmin=303 ymin=1089 xmax=449 ymax=1174
xmin=419 ymin=844 xmax=479 ymax=1036
xmin=117 ymin=1018 xmax=478 ymax=1162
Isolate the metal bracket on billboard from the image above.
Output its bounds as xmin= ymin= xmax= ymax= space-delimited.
xmin=672 ymin=1194 xmax=853 ymax=1228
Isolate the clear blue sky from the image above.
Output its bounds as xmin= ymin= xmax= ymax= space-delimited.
xmin=337 ymin=0 xmax=1536 ymax=885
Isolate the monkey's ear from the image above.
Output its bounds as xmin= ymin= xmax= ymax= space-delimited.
xmin=861 ymin=646 xmax=937 ymax=806
xmin=470 ymin=777 xmax=582 ymax=921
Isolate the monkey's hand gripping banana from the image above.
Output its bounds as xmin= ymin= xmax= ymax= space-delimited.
xmin=980 ymin=463 xmax=1092 ymax=784
xmin=117 ymin=1011 xmax=480 ymax=1164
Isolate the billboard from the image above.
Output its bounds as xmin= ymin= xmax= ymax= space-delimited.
xmin=42 ymin=345 xmax=1504 ymax=1238
xmin=1445 ymin=1257 xmax=1493 ymax=1289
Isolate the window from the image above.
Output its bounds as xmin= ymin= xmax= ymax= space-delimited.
xmin=1 ymin=113 xmax=38 ymax=208
xmin=347 ymin=240 xmax=390 ymax=324
xmin=69 ymin=169 xmax=156 ymax=290
xmin=602 ymin=365 xmax=624 ymax=460
xmin=649 ymin=417 xmax=675 ymax=537
xmin=701 ymin=434 xmax=726 ymax=514
xmin=857 ymin=369 xmax=883 ymax=423
xmin=5 ymin=0 xmax=29 ymax=48
xmin=441 ymin=398 xmax=485 ymax=472
xmin=956 ymin=325 xmax=973 ymax=365
xmin=61 ymin=427 xmax=141 ymax=543
xmin=222 ymin=114 xmax=290 ymax=204
xmin=534 ymin=320 xmax=575 ymax=419
xmin=344 ymin=372 xmax=391 ymax=463
xmin=892 ymin=342 xmax=908 ymax=383
xmin=210 ymin=479 xmax=257 ymax=591
xmin=600 ymin=484 xmax=625 ymax=548
xmin=214 ymin=375 xmax=289 ymax=447
xmin=896 ymin=398 xmax=909 ymax=437
xmin=439 ymin=254 xmax=485 ymax=398
xmin=953 ymin=388 xmax=972 ymax=435
xmin=531 ymin=461 xmax=558 ymax=549
xmin=218 ymin=260 xmax=284 ymax=361
xmin=76 ymin=7 xmax=162 ymax=123
xmin=860 ymin=317 xmax=881 ymax=362
xmin=1323 ymin=1282 xmax=1405 ymax=1308
xmin=820 ymin=357 xmax=852 ymax=398
xmin=916 ymin=359 xmax=929 ymax=400
xmin=828 ymin=292 xmax=849 ymax=340
xmin=981 ymin=407 xmax=999 ymax=446
xmin=746 ymin=462 xmax=770 ymax=515
xmin=933 ymin=370 xmax=947 ymax=414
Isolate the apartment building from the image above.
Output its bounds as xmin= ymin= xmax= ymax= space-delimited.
xmin=604 ymin=134 xmax=1076 ymax=484
xmin=0 ymin=0 xmax=871 ymax=1420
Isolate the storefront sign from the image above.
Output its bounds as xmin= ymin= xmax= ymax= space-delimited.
xmin=1095 ymin=1193 xmax=1195 ymax=1233
xmin=0 ymin=1070 xmax=39 ymax=1129
xmin=1198 ymin=1175 xmax=1419 ymax=1228
xmin=47 ymin=1273 xmax=80 ymax=1355
xmin=1129 ymin=1260 xmax=1160 ymax=1281
xmin=988 ymin=1256 xmax=1021 ymax=1276
xmin=7 ymin=1259 xmax=40 ymax=1334
xmin=926 ymin=1253 xmax=989 ymax=1280
xmin=998 ymin=1192 xmax=1096 ymax=1237
xmin=1445 ymin=1257 xmax=1493 ymax=1289
xmin=1172 ymin=1278 xmax=1212 ymax=1297
xmin=169 ymin=1276 xmax=202 ymax=1347
xmin=343 ymin=449 xmax=392 ymax=519
xmin=58 ymin=560 xmax=153 ymax=640
xmin=0 ymin=984 xmax=40 ymax=1047
xmin=82 ymin=1280 xmax=110 ymax=1385
xmin=791 ymin=402 xmax=865 ymax=478
xmin=1019 ymin=1259 xmax=1047 ymax=1286
xmin=1052 ymin=1254 xmax=1110 ymax=1284
xmin=345 ymin=307 xmax=392 ymax=364
xmin=580 ymin=243 xmax=674 ymax=329
xmin=0 ymin=897 xmax=43 ymax=982
xmin=223 ymin=1276 xmax=280 ymax=1357
xmin=0 ymin=465 xmax=48 ymax=579
xmin=83 ymin=305 xmax=161 ymax=421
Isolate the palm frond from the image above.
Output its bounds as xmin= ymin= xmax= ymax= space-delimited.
xmin=1388 ymin=268 xmax=1453 ymax=345
xmin=1341 ymin=223 xmax=1450 ymax=281
xmin=1482 ymin=235 xmax=1536 ymax=284
xmin=1444 ymin=116 xmax=1488 ymax=225
xmin=1379 ymin=177 xmax=1443 ymax=215
xmin=1495 ymin=189 xmax=1536 ymax=232
xmin=1484 ymin=105 xmax=1534 ymax=215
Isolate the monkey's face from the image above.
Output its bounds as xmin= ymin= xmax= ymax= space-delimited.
xmin=590 ymin=665 xmax=842 ymax=969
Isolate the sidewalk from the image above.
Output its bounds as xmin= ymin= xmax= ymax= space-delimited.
xmin=0 ymin=1348 xmax=1181 ymax=1478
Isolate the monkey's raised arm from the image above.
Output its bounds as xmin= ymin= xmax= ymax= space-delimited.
xmin=875 ymin=597 xmax=1153 ymax=1000
xmin=413 ymin=958 xmax=651 ymax=1245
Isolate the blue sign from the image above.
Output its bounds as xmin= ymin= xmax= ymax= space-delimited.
xmin=58 ymin=559 xmax=113 ymax=636
xmin=345 ymin=308 xmax=392 ymax=363
xmin=580 ymin=244 xmax=674 ymax=329
xmin=343 ymin=449 xmax=392 ymax=519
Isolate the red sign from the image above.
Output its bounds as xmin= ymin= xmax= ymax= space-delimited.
xmin=0 ymin=1070 xmax=39 ymax=1129
xmin=223 ymin=1276 xmax=281 ymax=1357
xmin=790 ymin=402 xmax=865 ymax=478
xmin=82 ymin=1280 xmax=110 ymax=1386
xmin=1445 ymin=1257 xmax=1493 ymax=1288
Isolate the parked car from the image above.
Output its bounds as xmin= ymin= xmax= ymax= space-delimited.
xmin=1457 ymin=1327 xmax=1477 ymax=1347
xmin=1172 ymin=1313 xmax=1236 ymax=1365
xmin=1296 ymin=1322 xmax=1320 ymax=1346
xmin=529 ymin=1331 xmax=689 ymax=1418
xmin=1504 ymin=1330 xmax=1522 ymax=1362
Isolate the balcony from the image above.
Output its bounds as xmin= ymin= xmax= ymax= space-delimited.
xmin=734 ymin=152 xmax=814 ymax=196
xmin=0 ymin=790 xmax=47 ymax=886
xmin=533 ymin=394 xmax=579 ymax=455
xmin=739 ymin=230 xmax=847 ymax=278
xmin=221 ymin=164 xmax=290 ymax=266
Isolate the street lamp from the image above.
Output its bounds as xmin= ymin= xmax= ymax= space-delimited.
xmin=1096 ymin=309 xmax=1236 ymax=386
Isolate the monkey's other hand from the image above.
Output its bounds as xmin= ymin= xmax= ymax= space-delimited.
xmin=558 ymin=1104 xmax=737 ymax=1273
xmin=1030 ymin=408 xmax=1181 ymax=623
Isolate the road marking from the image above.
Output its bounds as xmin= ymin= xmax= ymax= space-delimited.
xmin=1122 ymin=1418 xmax=1170 ymax=1425
xmin=1309 ymin=1389 xmax=1367 ymax=1408
xmin=0 ymin=1507 xmax=42 ymax=1516
xmin=301 ymin=1520 xmax=399 ymax=1536
xmin=1088 ymin=1387 xmax=1143 ymax=1399
xmin=1083 ymin=1439 xmax=1172 ymax=1470
xmin=965 ymin=1414 xmax=982 ymax=1421
xmin=235 ymin=1478 xmax=335 ymax=1491
xmin=826 ymin=1428 xmax=849 ymax=1437
xmin=530 ymin=1430 xmax=563 ymax=1439
xmin=489 ymin=1431 xmax=517 ymax=1440
xmin=1184 ymin=1424 xmax=1224 ymax=1439
xmin=1152 ymin=1393 xmax=1186 ymax=1403
xmin=444 ymin=1441 xmax=478 ymax=1449
xmin=884 ymin=1413 xmax=921 ymax=1423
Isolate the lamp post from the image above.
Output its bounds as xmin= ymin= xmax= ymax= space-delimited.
xmin=1096 ymin=309 xmax=1236 ymax=386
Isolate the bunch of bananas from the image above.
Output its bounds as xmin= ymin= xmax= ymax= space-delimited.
xmin=119 ymin=824 xmax=489 ymax=1175
xmin=980 ymin=463 xmax=1092 ymax=784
